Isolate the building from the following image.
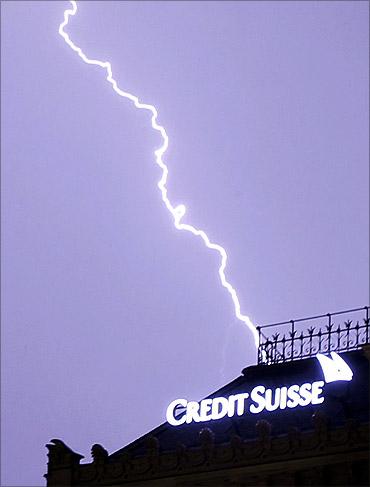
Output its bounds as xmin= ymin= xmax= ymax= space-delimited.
xmin=45 ymin=307 xmax=369 ymax=486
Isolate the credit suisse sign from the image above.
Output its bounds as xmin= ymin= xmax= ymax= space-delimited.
xmin=166 ymin=352 xmax=353 ymax=426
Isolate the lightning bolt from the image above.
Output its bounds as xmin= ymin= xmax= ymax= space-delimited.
xmin=59 ymin=0 xmax=260 ymax=350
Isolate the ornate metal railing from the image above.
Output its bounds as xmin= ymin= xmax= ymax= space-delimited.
xmin=257 ymin=306 xmax=369 ymax=365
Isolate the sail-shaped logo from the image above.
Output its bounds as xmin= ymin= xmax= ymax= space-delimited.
xmin=316 ymin=352 xmax=353 ymax=383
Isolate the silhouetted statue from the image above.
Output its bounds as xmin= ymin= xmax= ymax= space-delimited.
xmin=46 ymin=439 xmax=84 ymax=468
xmin=91 ymin=444 xmax=109 ymax=464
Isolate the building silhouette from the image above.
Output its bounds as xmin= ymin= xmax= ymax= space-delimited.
xmin=45 ymin=307 xmax=369 ymax=486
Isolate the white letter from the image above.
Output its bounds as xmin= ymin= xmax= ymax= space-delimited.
xmin=249 ymin=385 xmax=266 ymax=414
xmin=279 ymin=386 xmax=288 ymax=410
xmin=186 ymin=401 xmax=201 ymax=424
xmin=227 ymin=395 xmax=237 ymax=417
xmin=265 ymin=387 xmax=281 ymax=411
xmin=311 ymin=381 xmax=325 ymax=405
xmin=210 ymin=397 xmax=229 ymax=420
xmin=287 ymin=384 xmax=300 ymax=409
xmin=199 ymin=399 xmax=213 ymax=421
xmin=234 ymin=393 xmax=249 ymax=416
xmin=299 ymin=383 xmax=312 ymax=406
xmin=166 ymin=399 xmax=187 ymax=426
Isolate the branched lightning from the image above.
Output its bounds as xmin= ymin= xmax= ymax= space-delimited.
xmin=59 ymin=0 xmax=260 ymax=349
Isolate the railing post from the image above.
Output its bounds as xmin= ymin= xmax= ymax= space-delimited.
xmin=327 ymin=313 xmax=332 ymax=353
xmin=257 ymin=326 xmax=261 ymax=364
xmin=366 ymin=306 xmax=369 ymax=345
xmin=308 ymin=327 xmax=314 ymax=357
xmin=346 ymin=321 xmax=350 ymax=350
xmin=299 ymin=332 xmax=304 ymax=358
xmin=290 ymin=320 xmax=295 ymax=361
xmin=336 ymin=324 xmax=341 ymax=351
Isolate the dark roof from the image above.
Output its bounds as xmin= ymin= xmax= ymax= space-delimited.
xmin=110 ymin=348 xmax=369 ymax=459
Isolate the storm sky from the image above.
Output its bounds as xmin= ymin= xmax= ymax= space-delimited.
xmin=1 ymin=1 xmax=368 ymax=485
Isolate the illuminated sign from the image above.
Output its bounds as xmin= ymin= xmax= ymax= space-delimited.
xmin=166 ymin=353 xmax=353 ymax=426
xmin=166 ymin=381 xmax=325 ymax=426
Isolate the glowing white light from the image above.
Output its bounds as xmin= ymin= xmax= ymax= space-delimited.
xmin=167 ymin=380 xmax=326 ymax=425
xmin=316 ymin=351 xmax=353 ymax=383
xmin=210 ymin=397 xmax=229 ymax=420
xmin=186 ymin=401 xmax=202 ymax=424
xmin=311 ymin=381 xmax=325 ymax=404
xmin=58 ymin=1 xmax=259 ymax=349
xmin=166 ymin=398 xmax=187 ymax=426
xmin=249 ymin=385 xmax=266 ymax=413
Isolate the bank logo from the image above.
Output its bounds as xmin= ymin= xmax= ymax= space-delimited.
xmin=316 ymin=352 xmax=353 ymax=383
xmin=166 ymin=352 xmax=354 ymax=426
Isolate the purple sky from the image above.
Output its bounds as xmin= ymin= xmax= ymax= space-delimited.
xmin=1 ymin=1 xmax=369 ymax=485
